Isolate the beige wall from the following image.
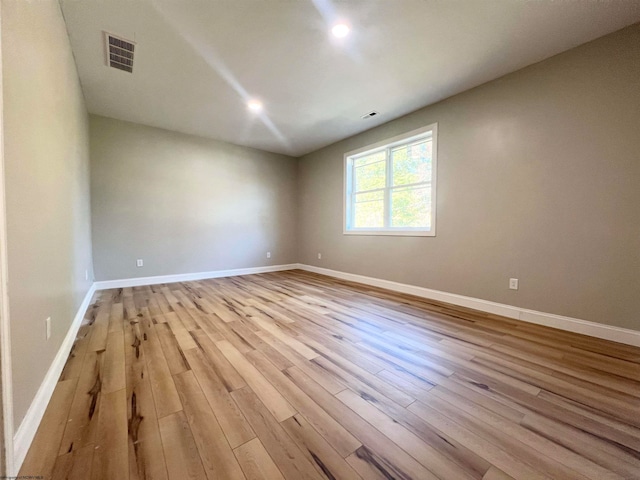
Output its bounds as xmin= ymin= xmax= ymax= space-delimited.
xmin=0 ymin=2 xmax=5 ymax=473
xmin=2 ymin=0 xmax=93 ymax=426
xmin=298 ymin=24 xmax=640 ymax=331
xmin=90 ymin=115 xmax=298 ymax=281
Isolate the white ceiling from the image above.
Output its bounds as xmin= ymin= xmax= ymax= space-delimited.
xmin=60 ymin=0 xmax=640 ymax=156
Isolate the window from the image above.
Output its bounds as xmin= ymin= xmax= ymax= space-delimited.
xmin=344 ymin=124 xmax=437 ymax=236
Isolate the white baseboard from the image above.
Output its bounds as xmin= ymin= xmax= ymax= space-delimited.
xmin=94 ymin=263 xmax=299 ymax=290
xmin=12 ymin=283 xmax=97 ymax=474
xmin=297 ymin=264 xmax=640 ymax=348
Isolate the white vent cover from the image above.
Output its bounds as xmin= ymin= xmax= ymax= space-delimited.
xmin=361 ymin=111 xmax=379 ymax=119
xmin=104 ymin=32 xmax=135 ymax=73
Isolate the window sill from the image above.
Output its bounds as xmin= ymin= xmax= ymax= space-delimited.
xmin=343 ymin=230 xmax=435 ymax=237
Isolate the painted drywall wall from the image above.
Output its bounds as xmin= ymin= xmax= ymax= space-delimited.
xmin=298 ymin=24 xmax=640 ymax=331
xmin=90 ymin=115 xmax=298 ymax=281
xmin=0 ymin=1 xmax=6 ymax=473
xmin=2 ymin=0 xmax=93 ymax=427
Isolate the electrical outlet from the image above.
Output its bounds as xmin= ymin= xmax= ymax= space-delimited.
xmin=509 ymin=278 xmax=519 ymax=290
xmin=136 ymin=259 xmax=144 ymax=267
xmin=266 ymin=252 xmax=271 ymax=259
xmin=317 ymin=253 xmax=322 ymax=260
xmin=45 ymin=317 xmax=51 ymax=340
xmin=85 ymin=269 xmax=89 ymax=281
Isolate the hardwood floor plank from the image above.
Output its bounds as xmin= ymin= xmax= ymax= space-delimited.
xmin=92 ymin=388 xmax=129 ymax=480
xmin=462 ymin=369 xmax=640 ymax=454
xmin=336 ymin=389 xmax=480 ymax=480
xmin=123 ymin=290 xmax=137 ymax=320
xmin=346 ymin=445 xmax=414 ymax=480
xmin=488 ymin=342 xmax=640 ymax=397
xmin=245 ymin=349 xmax=361 ymax=457
xmin=355 ymin=334 xmax=456 ymax=377
xmin=126 ymin=352 xmax=168 ymax=480
xmin=233 ymin=438 xmax=285 ymax=480
xmin=88 ymin=296 xmax=113 ymax=352
xmin=109 ymin=302 xmax=124 ymax=333
xmin=375 ymin=368 xmax=436 ymax=399
xmin=225 ymin=318 xmax=294 ymax=370
xmin=230 ymin=386 xmax=323 ymax=480
xmin=103 ymin=330 xmax=126 ymax=394
xmin=311 ymin=355 xmax=415 ymax=407
xmin=538 ymin=390 xmax=640 ymax=443
xmin=60 ymin=323 xmax=93 ymax=381
xmin=251 ymin=316 xmax=318 ymax=360
xmin=408 ymin=399 xmax=555 ymax=480
xmin=158 ymin=411 xmax=207 ymax=480
xmin=165 ymin=311 xmax=199 ymax=351
xmin=297 ymin=328 xmax=388 ymax=374
xmin=254 ymin=329 xmax=347 ymax=394
xmin=426 ymin=386 xmax=623 ymax=480
xmin=280 ymin=413 xmax=363 ymax=480
xmin=190 ymin=328 xmax=247 ymax=391
xmin=217 ymin=339 xmax=296 ymax=422
xmin=520 ymin=413 xmax=640 ymax=478
xmin=563 ymin=350 xmax=640 ymax=381
xmin=339 ymin=380 xmax=492 ymax=478
xmin=52 ymin=444 xmax=95 ymax=480
xmin=58 ymin=350 xmax=105 ymax=454
xmin=183 ymin=347 xmax=256 ymax=448
xmin=483 ymin=466 xmax=517 ymax=480
xmin=140 ymin=311 xmax=182 ymax=418
xmin=156 ymin=322 xmax=191 ymax=375
xmin=19 ymin=379 xmax=77 ymax=478
xmin=284 ymin=366 xmax=441 ymax=480
xmin=173 ymin=370 xmax=246 ymax=480
xmin=470 ymin=354 xmax=639 ymax=425
xmin=194 ymin=312 xmax=226 ymax=342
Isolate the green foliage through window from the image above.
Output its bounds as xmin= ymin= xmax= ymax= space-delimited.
xmin=346 ymin=126 xmax=436 ymax=234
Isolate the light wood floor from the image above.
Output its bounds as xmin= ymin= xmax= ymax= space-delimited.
xmin=19 ymin=270 xmax=640 ymax=480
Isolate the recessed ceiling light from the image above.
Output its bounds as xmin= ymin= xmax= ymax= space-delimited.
xmin=247 ymin=100 xmax=263 ymax=112
xmin=331 ymin=23 xmax=350 ymax=38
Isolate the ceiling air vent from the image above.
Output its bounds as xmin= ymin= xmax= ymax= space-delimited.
xmin=361 ymin=111 xmax=379 ymax=119
xmin=105 ymin=32 xmax=135 ymax=73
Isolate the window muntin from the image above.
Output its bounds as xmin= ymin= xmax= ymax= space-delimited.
xmin=344 ymin=124 xmax=437 ymax=236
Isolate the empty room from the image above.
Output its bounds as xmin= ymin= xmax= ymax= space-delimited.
xmin=1 ymin=0 xmax=639 ymax=478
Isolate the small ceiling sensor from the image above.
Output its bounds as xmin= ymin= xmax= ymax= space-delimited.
xmin=332 ymin=23 xmax=350 ymax=38
xmin=247 ymin=100 xmax=263 ymax=112
xmin=361 ymin=111 xmax=379 ymax=119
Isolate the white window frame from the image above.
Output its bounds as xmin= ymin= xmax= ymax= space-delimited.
xmin=343 ymin=123 xmax=437 ymax=236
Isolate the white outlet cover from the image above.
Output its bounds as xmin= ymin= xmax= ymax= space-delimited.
xmin=46 ymin=317 xmax=51 ymax=340
xmin=137 ymin=259 xmax=144 ymax=267
xmin=267 ymin=252 xmax=271 ymax=258
xmin=509 ymin=278 xmax=519 ymax=290
xmin=318 ymin=253 xmax=322 ymax=259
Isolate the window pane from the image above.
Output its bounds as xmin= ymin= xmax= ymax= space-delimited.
xmin=391 ymin=139 xmax=432 ymax=186
xmin=354 ymin=150 xmax=385 ymax=168
xmin=390 ymin=186 xmax=430 ymax=228
xmin=354 ymin=156 xmax=386 ymax=192
xmin=353 ymin=190 xmax=384 ymax=228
